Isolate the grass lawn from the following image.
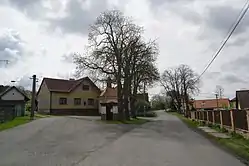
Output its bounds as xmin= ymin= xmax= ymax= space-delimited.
xmin=101 ymin=118 xmax=150 ymax=125
xmin=170 ymin=112 xmax=249 ymax=164
xmin=0 ymin=113 xmax=52 ymax=132
xmin=0 ymin=116 xmax=31 ymax=131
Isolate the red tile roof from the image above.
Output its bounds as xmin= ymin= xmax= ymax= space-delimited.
xmin=193 ymin=98 xmax=230 ymax=109
xmin=100 ymin=87 xmax=117 ymax=98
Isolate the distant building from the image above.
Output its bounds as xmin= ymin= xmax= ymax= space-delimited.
xmin=235 ymin=90 xmax=249 ymax=110
xmin=193 ymin=98 xmax=230 ymax=110
xmin=0 ymin=86 xmax=30 ymax=117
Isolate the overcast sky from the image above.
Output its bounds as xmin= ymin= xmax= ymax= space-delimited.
xmin=0 ymin=0 xmax=249 ymax=99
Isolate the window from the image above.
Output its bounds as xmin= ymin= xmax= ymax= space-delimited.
xmin=59 ymin=98 xmax=67 ymax=105
xmin=88 ymin=98 xmax=94 ymax=106
xmin=82 ymin=84 xmax=90 ymax=91
xmin=74 ymin=98 xmax=81 ymax=105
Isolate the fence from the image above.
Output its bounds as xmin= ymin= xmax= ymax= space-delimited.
xmin=0 ymin=106 xmax=16 ymax=123
xmin=190 ymin=109 xmax=249 ymax=134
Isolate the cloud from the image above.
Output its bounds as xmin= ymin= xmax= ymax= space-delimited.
xmin=220 ymin=74 xmax=247 ymax=84
xmin=4 ymin=0 xmax=46 ymax=18
xmin=17 ymin=75 xmax=32 ymax=89
xmin=149 ymin=0 xmax=196 ymax=8
xmin=0 ymin=29 xmax=26 ymax=67
xmin=227 ymin=37 xmax=248 ymax=47
xmin=222 ymin=54 xmax=249 ymax=72
xmin=204 ymin=5 xmax=249 ymax=36
xmin=203 ymin=72 xmax=221 ymax=79
xmin=48 ymin=0 xmax=109 ymax=35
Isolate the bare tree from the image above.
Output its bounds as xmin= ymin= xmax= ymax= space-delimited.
xmin=160 ymin=65 xmax=200 ymax=115
xmin=73 ymin=10 xmax=159 ymax=120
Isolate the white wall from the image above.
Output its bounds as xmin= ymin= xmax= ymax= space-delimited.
xmin=1 ymin=88 xmax=25 ymax=101
xmin=100 ymin=106 xmax=106 ymax=114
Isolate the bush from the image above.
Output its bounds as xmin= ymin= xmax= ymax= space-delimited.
xmin=24 ymin=111 xmax=30 ymax=116
xmin=138 ymin=111 xmax=157 ymax=117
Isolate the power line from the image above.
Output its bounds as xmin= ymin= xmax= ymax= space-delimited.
xmin=198 ymin=0 xmax=249 ymax=80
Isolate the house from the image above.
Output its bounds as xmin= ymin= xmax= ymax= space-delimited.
xmin=99 ymin=78 xmax=151 ymax=120
xmin=36 ymin=77 xmax=101 ymax=115
xmin=0 ymin=86 xmax=30 ymax=117
xmin=193 ymin=98 xmax=230 ymax=110
xmin=99 ymin=78 xmax=118 ymax=120
xmin=235 ymin=90 xmax=249 ymax=109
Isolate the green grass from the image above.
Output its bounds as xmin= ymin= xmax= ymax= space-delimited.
xmin=170 ymin=112 xmax=249 ymax=163
xmin=101 ymin=118 xmax=150 ymax=125
xmin=170 ymin=112 xmax=200 ymax=128
xmin=0 ymin=113 xmax=52 ymax=132
xmin=0 ymin=116 xmax=31 ymax=131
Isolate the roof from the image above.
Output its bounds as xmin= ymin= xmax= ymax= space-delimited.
xmin=100 ymin=87 xmax=117 ymax=98
xmin=0 ymin=85 xmax=10 ymax=94
xmin=37 ymin=77 xmax=100 ymax=94
xmin=230 ymin=97 xmax=236 ymax=102
xmin=0 ymin=86 xmax=30 ymax=101
xmin=236 ymin=90 xmax=249 ymax=109
xmin=193 ymin=98 xmax=230 ymax=109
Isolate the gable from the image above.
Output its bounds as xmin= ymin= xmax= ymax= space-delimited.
xmin=1 ymin=88 xmax=25 ymax=101
xmin=72 ymin=79 xmax=100 ymax=93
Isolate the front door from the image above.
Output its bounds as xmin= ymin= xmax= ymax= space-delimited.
xmin=15 ymin=104 xmax=22 ymax=116
xmin=106 ymin=104 xmax=113 ymax=120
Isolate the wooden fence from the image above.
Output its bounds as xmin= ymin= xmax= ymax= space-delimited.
xmin=190 ymin=109 xmax=249 ymax=133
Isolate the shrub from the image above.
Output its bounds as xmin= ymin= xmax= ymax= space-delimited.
xmin=138 ymin=111 xmax=157 ymax=117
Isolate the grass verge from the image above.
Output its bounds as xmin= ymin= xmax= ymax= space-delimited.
xmin=101 ymin=118 xmax=150 ymax=125
xmin=0 ymin=113 xmax=52 ymax=132
xmin=0 ymin=116 xmax=31 ymax=131
xmin=170 ymin=112 xmax=249 ymax=164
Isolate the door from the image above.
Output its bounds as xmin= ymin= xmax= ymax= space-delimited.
xmin=15 ymin=104 xmax=22 ymax=117
xmin=106 ymin=104 xmax=113 ymax=121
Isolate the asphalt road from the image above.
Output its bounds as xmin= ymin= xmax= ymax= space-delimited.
xmin=0 ymin=111 xmax=245 ymax=166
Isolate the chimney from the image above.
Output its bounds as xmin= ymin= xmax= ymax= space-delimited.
xmin=107 ymin=77 xmax=112 ymax=88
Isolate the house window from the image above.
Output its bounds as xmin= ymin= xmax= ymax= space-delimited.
xmin=74 ymin=98 xmax=81 ymax=105
xmin=82 ymin=84 xmax=90 ymax=91
xmin=88 ymin=98 xmax=94 ymax=106
xmin=59 ymin=98 xmax=67 ymax=105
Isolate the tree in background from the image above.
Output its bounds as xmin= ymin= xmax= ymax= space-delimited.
xmin=73 ymin=10 xmax=159 ymax=120
xmin=150 ymin=94 xmax=166 ymax=110
xmin=160 ymin=64 xmax=200 ymax=116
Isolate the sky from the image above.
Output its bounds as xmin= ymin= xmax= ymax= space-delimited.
xmin=0 ymin=0 xmax=249 ymax=99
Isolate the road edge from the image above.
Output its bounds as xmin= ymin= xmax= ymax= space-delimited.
xmin=173 ymin=113 xmax=249 ymax=166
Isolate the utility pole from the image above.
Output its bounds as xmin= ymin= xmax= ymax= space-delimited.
xmin=143 ymin=82 xmax=146 ymax=116
xmin=30 ymin=75 xmax=36 ymax=120
xmin=215 ymin=93 xmax=219 ymax=110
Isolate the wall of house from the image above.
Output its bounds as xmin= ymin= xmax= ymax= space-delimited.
xmin=37 ymin=81 xmax=51 ymax=113
xmin=1 ymin=88 xmax=25 ymax=101
xmin=51 ymin=79 xmax=100 ymax=110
